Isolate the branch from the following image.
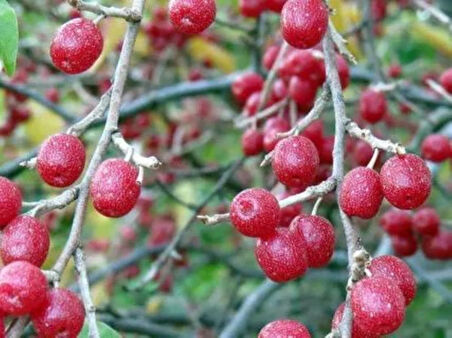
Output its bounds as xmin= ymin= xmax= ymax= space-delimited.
xmin=111 ymin=132 xmax=161 ymax=169
xmin=68 ymin=0 xmax=142 ymax=22
xmin=413 ymin=0 xmax=452 ymax=32
xmin=24 ymin=186 xmax=80 ymax=217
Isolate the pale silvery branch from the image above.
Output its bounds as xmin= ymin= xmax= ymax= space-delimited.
xmin=68 ymin=0 xmax=142 ymax=22
xmin=234 ymin=98 xmax=289 ymax=129
xmin=426 ymin=79 xmax=452 ymax=103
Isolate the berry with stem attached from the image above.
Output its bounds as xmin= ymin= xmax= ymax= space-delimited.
xmin=241 ymin=128 xmax=264 ymax=156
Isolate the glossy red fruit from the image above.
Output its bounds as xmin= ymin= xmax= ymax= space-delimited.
xmin=239 ymin=0 xmax=266 ymax=17
xmin=359 ymin=88 xmax=387 ymax=124
xmin=388 ymin=64 xmax=402 ymax=78
xmin=231 ymin=72 xmax=264 ymax=105
xmin=379 ymin=209 xmax=413 ymax=236
xmin=290 ymin=215 xmax=335 ymax=268
xmin=332 ymin=303 xmax=378 ymax=338
xmin=352 ymin=140 xmax=374 ymax=166
xmin=90 ymin=159 xmax=141 ymax=217
xmin=272 ymin=135 xmax=320 ymax=188
xmin=255 ymin=227 xmax=308 ymax=282
xmin=368 ymin=255 xmax=417 ymax=305
xmin=439 ymin=68 xmax=452 ymax=94
xmin=392 ymin=234 xmax=418 ymax=257
xmin=263 ymin=117 xmax=290 ymax=152
xmin=266 ymin=0 xmax=288 ymax=12
xmin=412 ymin=207 xmax=440 ymax=236
xmin=288 ymin=76 xmax=317 ymax=110
xmin=319 ymin=135 xmax=334 ymax=165
xmin=301 ymin=119 xmax=324 ymax=149
xmin=0 ymin=261 xmax=47 ymax=315
xmin=336 ymin=54 xmax=350 ymax=89
xmin=277 ymin=192 xmax=303 ymax=227
xmin=371 ymin=0 xmax=387 ymax=21
xmin=421 ymin=231 xmax=452 ymax=260
xmin=37 ymin=133 xmax=86 ymax=187
xmin=351 ymin=276 xmax=405 ymax=336
xmin=0 ymin=177 xmax=21 ymax=228
xmin=270 ymin=79 xmax=288 ymax=104
xmin=380 ymin=154 xmax=431 ymax=210
xmin=31 ymin=288 xmax=85 ymax=338
xmin=281 ymin=0 xmax=328 ymax=49
xmin=230 ymin=188 xmax=280 ymax=238
xmin=50 ymin=18 xmax=103 ymax=74
xmin=244 ymin=92 xmax=261 ymax=116
xmin=45 ymin=88 xmax=60 ymax=103
xmin=10 ymin=106 xmax=31 ymax=123
xmin=258 ymin=319 xmax=311 ymax=338
xmin=1 ymin=215 xmax=49 ymax=267
xmin=421 ymin=134 xmax=451 ymax=162
xmin=262 ymin=45 xmax=280 ymax=70
xmin=278 ymin=50 xmax=324 ymax=86
xmin=242 ymin=128 xmax=264 ymax=156
xmin=339 ymin=167 xmax=383 ymax=219
xmin=168 ymin=0 xmax=216 ymax=34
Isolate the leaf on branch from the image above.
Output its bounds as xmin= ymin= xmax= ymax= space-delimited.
xmin=80 ymin=321 xmax=121 ymax=338
xmin=0 ymin=0 xmax=18 ymax=76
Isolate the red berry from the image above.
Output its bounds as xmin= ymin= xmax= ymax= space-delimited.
xmin=258 ymin=319 xmax=311 ymax=338
xmin=0 ymin=261 xmax=47 ymax=315
xmin=242 ymin=128 xmax=264 ymax=156
xmin=168 ymin=0 xmax=216 ymax=34
xmin=230 ymin=188 xmax=279 ymax=238
xmin=371 ymin=0 xmax=387 ymax=21
xmin=244 ymin=91 xmax=261 ymax=116
xmin=359 ymin=88 xmax=387 ymax=124
xmin=265 ymin=0 xmax=288 ymax=13
xmin=239 ymin=0 xmax=266 ymax=17
xmin=31 ymin=288 xmax=85 ymax=338
xmin=290 ymin=215 xmax=335 ymax=267
xmin=379 ymin=209 xmax=413 ymax=236
xmin=45 ymin=88 xmax=60 ymax=103
xmin=255 ymin=227 xmax=308 ymax=282
xmin=421 ymin=134 xmax=451 ymax=162
xmin=50 ymin=18 xmax=103 ymax=74
xmin=277 ymin=192 xmax=303 ymax=227
xmin=368 ymin=255 xmax=417 ymax=305
xmin=301 ymin=119 xmax=324 ymax=149
xmin=339 ymin=167 xmax=383 ymax=219
xmin=421 ymin=231 xmax=452 ymax=260
xmin=351 ymin=276 xmax=405 ymax=336
xmin=37 ymin=133 xmax=86 ymax=187
xmin=278 ymin=50 xmax=324 ymax=86
xmin=439 ymin=68 xmax=452 ymax=94
xmin=263 ymin=117 xmax=290 ymax=152
xmin=262 ymin=45 xmax=280 ymax=70
xmin=90 ymin=159 xmax=141 ymax=217
xmin=380 ymin=154 xmax=431 ymax=210
xmin=270 ymin=79 xmax=288 ymax=104
xmin=319 ymin=135 xmax=334 ymax=164
xmin=391 ymin=234 xmax=418 ymax=257
xmin=352 ymin=140 xmax=374 ymax=166
xmin=281 ymin=0 xmax=328 ymax=49
xmin=399 ymin=102 xmax=412 ymax=115
xmin=412 ymin=207 xmax=440 ymax=236
xmin=288 ymin=76 xmax=317 ymax=110
xmin=332 ymin=303 xmax=378 ymax=338
xmin=10 ymin=106 xmax=31 ymax=123
xmin=388 ymin=64 xmax=402 ymax=78
xmin=0 ymin=177 xmax=21 ymax=228
xmin=1 ymin=215 xmax=49 ymax=267
xmin=231 ymin=72 xmax=264 ymax=105
xmin=148 ymin=217 xmax=176 ymax=246
xmin=336 ymin=54 xmax=350 ymax=89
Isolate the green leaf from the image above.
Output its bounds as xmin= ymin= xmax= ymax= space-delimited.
xmin=0 ymin=0 xmax=18 ymax=76
xmin=79 ymin=321 xmax=121 ymax=338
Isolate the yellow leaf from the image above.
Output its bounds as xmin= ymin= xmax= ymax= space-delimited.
xmin=187 ymin=37 xmax=236 ymax=73
xmin=146 ymin=296 xmax=164 ymax=314
xmin=412 ymin=21 xmax=452 ymax=58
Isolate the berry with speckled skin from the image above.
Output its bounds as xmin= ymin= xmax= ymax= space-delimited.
xmin=31 ymin=288 xmax=85 ymax=338
xmin=90 ymin=159 xmax=141 ymax=218
xmin=391 ymin=234 xmax=418 ymax=257
xmin=263 ymin=117 xmax=290 ymax=152
xmin=380 ymin=154 xmax=431 ymax=210
xmin=1 ymin=215 xmax=49 ymax=267
xmin=255 ymin=227 xmax=308 ymax=282
xmin=352 ymin=140 xmax=374 ymax=166
xmin=422 ymin=231 xmax=452 ymax=260
xmin=231 ymin=72 xmax=264 ymax=105
xmin=258 ymin=319 xmax=311 ymax=338
xmin=168 ymin=0 xmax=216 ymax=34
xmin=239 ymin=0 xmax=266 ymax=17
xmin=0 ymin=177 xmax=21 ymax=228
xmin=351 ymin=276 xmax=405 ymax=336
xmin=440 ymin=68 xmax=452 ymax=94
xmin=413 ymin=207 xmax=440 ymax=236
xmin=339 ymin=167 xmax=383 ymax=219
xmin=288 ymin=76 xmax=317 ymax=110
xmin=281 ymin=0 xmax=328 ymax=49
xmin=332 ymin=303 xmax=378 ymax=338
xmin=277 ymin=192 xmax=302 ymax=227
xmin=266 ymin=0 xmax=288 ymax=12
xmin=369 ymin=255 xmax=417 ymax=305
xmin=380 ymin=209 xmax=413 ymax=236
xmin=278 ymin=50 xmax=325 ymax=86
xmin=301 ymin=119 xmax=324 ymax=149
xmin=37 ymin=133 xmax=86 ymax=187
xmin=50 ymin=18 xmax=103 ymax=74
xmin=319 ymin=135 xmax=334 ymax=165
xmin=230 ymin=188 xmax=279 ymax=238
xmin=0 ymin=261 xmax=47 ymax=315
xmin=290 ymin=215 xmax=335 ymax=268
xmin=242 ymin=128 xmax=263 ymax=156
xmin=359 ymin=88 xmax=387 ymax=124
xmin=272 ymin=135 xmax=319 ymax=188
xmin=421 ymin=134 xmax=451 ymax=162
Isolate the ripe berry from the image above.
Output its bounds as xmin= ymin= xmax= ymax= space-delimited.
xmin=352 ymin=140 xmax=374 ymax=166
xmin=90 ymin=159 xmax=141 ymax=217
xmin=412 ymin=207 xmax=440 ymax=236
xmin=288 ymin=76 xmax=317 ymax=110
xmin=421 ymin=231 xmax=452 ymax=260
xmin=351 ymin=276 xmax=405 ymax=336
xmin=272 ymin=135 xmax=320 ymax=188
xmin=263 ymin=117 xmax=290 ymax=152
xmin=380 ymin=154 xmax=431 ymax=210
xmin=270 ymin=79 xmax=288 ymax=104
xmin=231 ymin=72 xmax=264 ymax=105
xmin=278 ymin=50 xmax=324 ymax=86
xmin=0 ymin=261 xmax=47 ymax=315
xmin=388 ymin=64 xmax=402 ymax=78
xmin=37 ymin=133 xmax=86 ymax=187
xmin=255 ymin=227 xmax=308 ymax=282
xmin=421 ymin=134 xmax=451 ymax=162
xmin=368 ymin=255 xmax=417 ymax=305
xmin=339 ymin=167 xmax=383 ymax=219
xmin=266 ymin=0 xmax=288 ymax=12
xmin=0 ymin=177 xmax=22 ymax=228
xmin=439 ymin=68 xmax=452 ymax=94
xmin=281 ymin=0 xmax=328 ymax=49
xmin=230 ymin=188 xmax=279 ymax=238
xmin=239 ymin=0 xmax=266 ymax=17
xmin=244 ymin=92 xmax=261 ymax=116
xmin=332 ymin=303 xmax=377 ymax=338
xmin=359 ymin=88 xmax=387 ymax=124
xmin=277 ymin=192 xmax=302 ymax=227
xmin=290 ymin=215 xmax=335 ymax=268
xmin=319 ymin=135 xmax=334 ymax=165
xmin=336 ymin=54 xmax=350 ymax=89
xmin=262 ymin=45 xmax=280 ymax=70
xmin=258 ymin=319 xmax=311 ymax=338
xmin=301 ymin=119 xmax=324 ymax=149
xmin=1 ymin=215 xmax=49 ymax=267
xmin=50 ymin=18 xmax=103 ymax=74
xmin=391 ymin=234 xmax=418 ymax=257
xmin=379 ymin=209 xmax=413 ymax=236
xmin=371 ymin=0 xmax=387 ymax=21
xmin=148 ymin=216 xmax=176 ymax=246
xmin=31 ymin=288 xmax=85 ymax=338
xmin=242 ymin=128 xmax=264 ymax=156
xmin=168 ymin=0 xmax=216 ymax=34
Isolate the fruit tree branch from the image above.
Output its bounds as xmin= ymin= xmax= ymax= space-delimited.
xmin=67 ymin=0 xmax=142 ymax=22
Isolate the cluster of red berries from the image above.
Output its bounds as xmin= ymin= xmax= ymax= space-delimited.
xmin=230 ymin=188 xmax=335 ymax=282
xmin=380 ymin=207 xmax=452 ymax=259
